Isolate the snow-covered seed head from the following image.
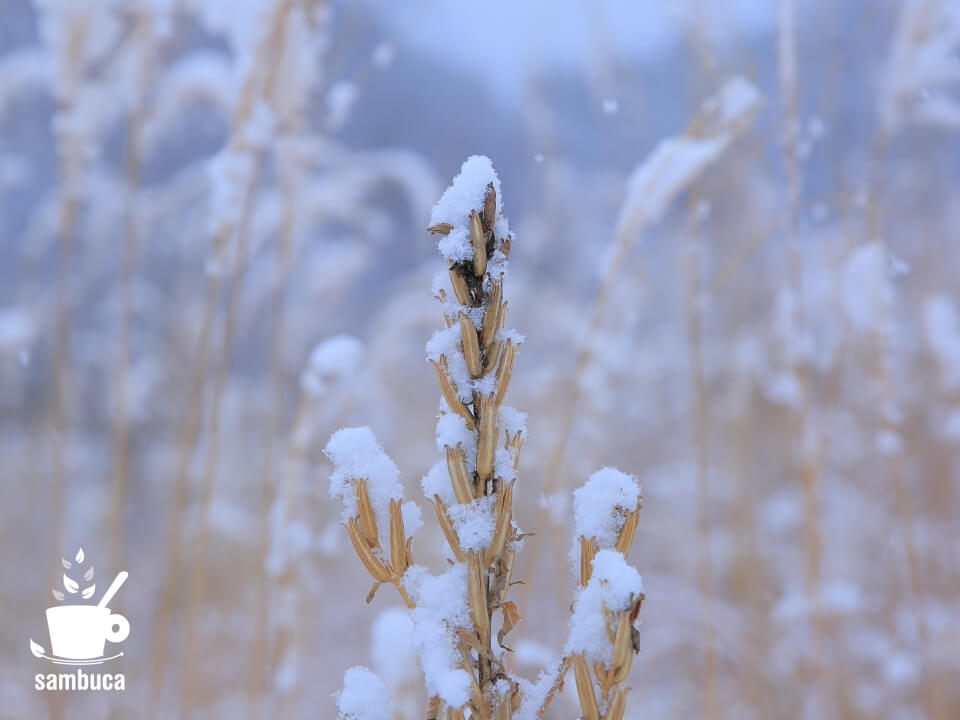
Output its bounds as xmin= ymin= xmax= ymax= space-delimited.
xmin=571 ymin=467 xmax=643 ymax=581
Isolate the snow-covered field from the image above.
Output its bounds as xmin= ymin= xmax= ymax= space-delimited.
xmin=1 ymin=1 xmax=959 ymax=718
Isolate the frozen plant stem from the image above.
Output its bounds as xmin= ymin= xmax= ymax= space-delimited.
xmin=426 ymin=166 xmax=520 ymax=713
xmin=327 ymin=157 xmax=645 ymax=720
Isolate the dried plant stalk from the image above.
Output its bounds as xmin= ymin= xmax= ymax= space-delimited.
xmin=330 ymin=159 xmax=643 ymax=720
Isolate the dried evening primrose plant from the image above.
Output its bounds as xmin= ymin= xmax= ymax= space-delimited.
xmin=325 ymin=156 xmax=645 ymax=720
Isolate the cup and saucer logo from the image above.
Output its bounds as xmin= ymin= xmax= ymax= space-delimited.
xmin=30 ymin=548 xmax=129 ymax=691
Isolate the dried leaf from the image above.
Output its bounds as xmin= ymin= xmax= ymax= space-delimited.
xmin=83 ymin=566 xmax=94 ymax=582
xmin=427 ymin=222 xmax=453 ymax=235
xmin=81 ymin=584 xmax=96 ymax=600
xmin=52 ymin=589 xmax=65 ymax=601
xmin=497 ymin=601 xmax=521 ymax=650
xmin=61 ymin=558 xmax=71 ymax=570
xmin=63 ymin=574 xmax=79 ymax=594
xmin=75 ymin=548 xmax=84 ymax=563
xmin=30 ymin=639 xmax=45 ymax=658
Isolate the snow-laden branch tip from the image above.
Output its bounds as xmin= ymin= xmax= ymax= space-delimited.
xmin=609 ymin=76 xmax=761 ymax=269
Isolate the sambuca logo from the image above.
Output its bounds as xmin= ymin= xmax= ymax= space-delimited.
xmin=30 ymin=548 xmax=129 ymax=692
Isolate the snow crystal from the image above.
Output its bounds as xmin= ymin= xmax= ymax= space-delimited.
xmin=447 ymin=495 xmax=496 ymax=551
xmin=421 ymin=460 xmax=456 ymax=506
xmin=426 ymin=327 xmax=472 ymax=403
xmin=404 ymin=564 xmax=472 ymax=707
xmin=571 ymin=467 xmax=641 ymax=549
xmin=515 ymin=663 xmax=562 ymax=720
xmin=498 ymin=406 xmax=527 ymax=438
xmin=336 ymin=666 xmax=390 ymax=720
xmin=437 ymin=226 xmax=472 ymax=263
xmin=430 ymin=155 xmax=500 ymax=227
xmin=472 ymin=373 xmax=496 ymax=397
xmin=496 ymin=328 xmax=526 ymax=345
xmin=435 ymin=669 xmax=472 ymax=708
xmin=494 ymin=446 xmax=518 ymax=483
xmin=325 ymin=427 xmax=404 ymax=528
xmin=371 ymin=607 xmax=417 ymax=689
xmin=564 ymin=550 xmax=643 ymax=663
xmin=430 ymin=155 xmax=501 ymax=263
xmin=401 ymin=500 xmax=423 ymax=540
xmin=841 ymin=243 xmax=893 ymax=335
xmin=435 ymin=410 xmax=478 ymax=473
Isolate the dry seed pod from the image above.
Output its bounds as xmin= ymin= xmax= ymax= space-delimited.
xmin=573 ymin=654 xmax=600 ymax=720
xmin=483 ymin=340 xmax=501 ymax=375
xmin=482 ymin=183 xmax=496 ymax=232
xmin=354 ymin=479 xmax=379 ymax=546
xmin=431 ymin=359 xmax=475 ymax=429
xmin=476 ymin=396 xmax=498 ymax=481
xmin=494 ymin=340 xmax=517 ymax=407
xmin=449 ymin=268 xmax=472 ymax=305
xmin=615 ymin=509 xmax=641 ymax=554
xmin=610 ymin=610 xmax=635 ymax=684
xmin=433 ymin=495 xmax=467 ymax=562
xmin=459 ymin=313 xmax=483 ymax=377
xmin=445 ymin=446 xmax=475 ymax=505
xmin=389 ymin=499 xmax=407 ymax=574
xmin=470 ymin=210 xmax=486 ymax=277
xmin=428 ymin=222 xmax=454 ymax=235
xmin=467 ymin=553 xmax=490 ymax=639
xmin=425 ymin=696 xmax=442 ymax=720
xmin=579 ymin=536 xmax=598 ymax=586
xmin=485 ymin=480 xmax=514 ymax=565
xmin=480 ymin=282 xmax=502 ymax=347
xmin=347 ymin=518 xmax=391 ymax=583
xmin=605 ymin=687 xmax=631 ymax=720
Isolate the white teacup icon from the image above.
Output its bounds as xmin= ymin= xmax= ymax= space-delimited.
xmin=45 ymin=605 xmax=130 ymax=660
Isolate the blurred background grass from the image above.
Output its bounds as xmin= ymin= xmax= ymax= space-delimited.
xmin=1 ymin=0 xmax=958 ymax=718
